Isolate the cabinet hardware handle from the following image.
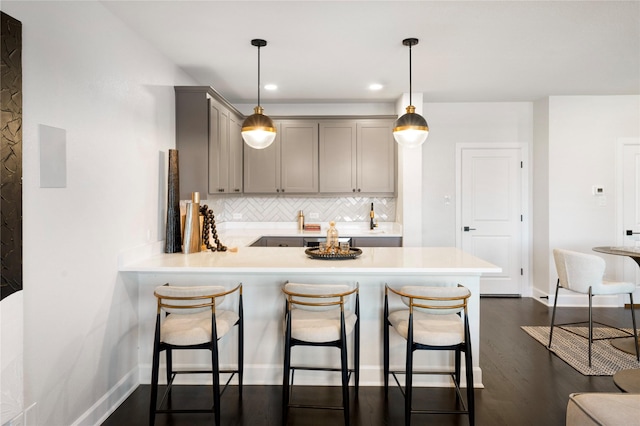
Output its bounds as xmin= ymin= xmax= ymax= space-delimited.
xmin=352 ymin=189 xmax=356 ymax=192
xmin=463 ymin=226 xmax=477 ymax=232
xmin=278 ymin=244 xmax=289 ymax=247
xmin=281 ymin=189 xmax=285 ymax=192
xmin=626 ymin=230 xmax=640 ymax=236
xmin=234 ymin=189 xmax=240 ymax=192
xmin=218 ymin=189 xmax=224 ymax=192
xmin=357 ymin=188 xmax=361 ymax=192
xmin=276 ymin=189 xmax=280 ymax=193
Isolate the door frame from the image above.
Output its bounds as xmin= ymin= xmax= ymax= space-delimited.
xmin=615 ymin=138 xmax=640 ymax=292
xmin=455 ymin=142 xmax=531 ymax=296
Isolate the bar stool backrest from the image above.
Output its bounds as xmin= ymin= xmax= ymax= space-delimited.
xmin=399 ymin=285 xmax=470 ymax=315
xmin=284 ymin=283 xmax=354 ymax=312
xmin=154 ymin=285 xmax=228 ymax=314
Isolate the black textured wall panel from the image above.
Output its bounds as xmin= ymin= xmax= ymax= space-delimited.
xmin=1 ymin=12 xmax=23 ymax=300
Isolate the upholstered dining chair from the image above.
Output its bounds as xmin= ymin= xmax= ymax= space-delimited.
xmin=550 ymin=249 xmax=639 ymax=367
xmin=149 ymin=283 xmax=243 ymax=426
xmin=282 ymin=282 xmax=360 ymax=425
xmin=384 ymin=283 xmax=474 ymax=426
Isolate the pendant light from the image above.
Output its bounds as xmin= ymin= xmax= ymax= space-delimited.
xmin=393 ymin=38 xmax=429 ymax=148
xmin=242 ymin=39 xmax=276 ymax=149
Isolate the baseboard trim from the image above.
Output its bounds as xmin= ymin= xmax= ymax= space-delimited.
xmin=70 ymin=367 xmax=139 ymax=426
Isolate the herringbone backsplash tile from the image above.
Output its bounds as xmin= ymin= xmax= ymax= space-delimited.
xmin=201 ymin=196 xmax=396 ymax=223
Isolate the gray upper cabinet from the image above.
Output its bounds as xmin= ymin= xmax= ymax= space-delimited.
xmin=244 ymin=120 xmax=318 ymax=194
xmin=319 ymin=119 xmax=396 ymax=194
xmin=319 ymin=121 xmax=357 ymax=193
xmin=228 ymin=114 xmax=243 ymax=192
xmin=175 ymin=88 xmax=209 ymax=197
xmin=177 ymin=86 xmax=394 ymax=197
xmin=208 ymin=98 xmax=243 ymax=194
xmin=356 ymin=120 xmax=396 ymax=194
xmin=243 ymin=122 xmax=280 ymax=193
xmin=175 ymin=86 xmax=243 ymax=197
xmin=280 ymin=121 xmax=318 ymax=193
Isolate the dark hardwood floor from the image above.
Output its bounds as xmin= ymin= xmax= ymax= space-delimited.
xmin=102 ymin=297 xmax=635 ymax=425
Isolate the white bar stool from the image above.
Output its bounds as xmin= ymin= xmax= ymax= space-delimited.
xmin=384 ymin=283 xmax=474 ymax=426
xmin=149 ymin=283 xmax=243 ymax=426
xmin=282 ymin=282 xmax=360 ymax=425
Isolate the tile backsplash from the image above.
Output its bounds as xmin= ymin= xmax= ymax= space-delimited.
xmin=198 ymin=196 xmax=396 ymax=223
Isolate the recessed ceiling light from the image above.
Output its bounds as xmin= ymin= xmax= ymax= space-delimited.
xmin=369 ymin=83 xmax=383 ymax=91
xmin=264 ymin=84 xmax=277 ymax=91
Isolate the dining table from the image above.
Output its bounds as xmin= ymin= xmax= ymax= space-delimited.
xmin=592 ymin=246 xmax=640 ymax=355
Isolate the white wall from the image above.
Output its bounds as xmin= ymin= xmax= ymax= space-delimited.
xmin=532 ymin=98 xmax=550 ymax=299
xmin=420 ymin=102 xmax=533 ymax=246
xmin=1 ymin=292 xmax=23 ymax=424
xmin=537 ymin=95 xmax=640 ymax=299
xmin=1 ymin=1 xmax=196 ymax=424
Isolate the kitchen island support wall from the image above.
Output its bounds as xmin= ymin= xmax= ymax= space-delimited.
xmin=124 ymin=271 xmax=484 ymax=388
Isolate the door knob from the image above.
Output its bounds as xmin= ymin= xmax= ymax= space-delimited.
xmin=463 ymin=226 xmax=476 ymax=232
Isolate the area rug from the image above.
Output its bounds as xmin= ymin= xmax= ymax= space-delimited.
xmin=521 ymin=326 xmax=640 ymax=376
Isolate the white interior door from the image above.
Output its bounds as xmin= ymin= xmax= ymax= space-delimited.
xmin=459 ymin=147 xmax=523 ymax=295
xmin=622 ymin=142 xmax=640 ymax=288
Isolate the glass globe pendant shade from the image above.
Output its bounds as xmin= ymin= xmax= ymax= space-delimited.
xmin=393 ymin=105 xmax=429 ymax=148
xmin=242 ymin=106 xmax=277 ymax=149
xmin=243 ymin=39 xmax=276 ymax=149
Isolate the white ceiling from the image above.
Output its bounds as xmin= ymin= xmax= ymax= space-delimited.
xmin=101 ymin=0 xmax=640 ymax=104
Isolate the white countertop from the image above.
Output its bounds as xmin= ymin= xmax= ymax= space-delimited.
xmin=119 ymin=221 xmax=499 ymax=274
xmin=120 ymin=246 xmax=500 ymax=275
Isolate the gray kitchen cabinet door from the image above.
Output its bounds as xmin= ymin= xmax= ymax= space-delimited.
xmin=263 ymin=237 xmax=304 ymax=247
xmin=244 ymin=121 xmax=318 ymax=194
xmin=319 ymin=119 xmax=396 ymax=195
xmin=228 ymin=113 xmax=243 ymax=193
xmin=319 ymin=121 xmax=357 ymax=193
xmin=351 ymin=237 xmax=402 ymax=247
xmin=208 ymin=99 xmax=229 ymax=194
xmin=175 ymin=89 xmax=209 ymax=197
xmin=356 ymin=120 xmax=396 ymax=194
xmin=243 ymin=123 xmax=281 ymax=193
xmin=280 ymin=121 xmax=318 ymax=193
xmin=209 ymin=99 xmax=244 ymax=194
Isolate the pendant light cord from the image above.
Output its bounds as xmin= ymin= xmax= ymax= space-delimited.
xmin=408 ymin=42 xmax=412 ymax=106
xmin=257 ymin=44 xmax=261 ymax=108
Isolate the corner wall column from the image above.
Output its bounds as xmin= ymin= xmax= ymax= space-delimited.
xmin=396 ymin=93 xmax=423 ymax=247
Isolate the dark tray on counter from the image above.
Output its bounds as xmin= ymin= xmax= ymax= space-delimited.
xmin=305 ymin=247 xmax=362 ymax=260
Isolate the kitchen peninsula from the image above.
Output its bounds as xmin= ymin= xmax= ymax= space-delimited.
xmin=119 ymin=224 xmax=500 ymax=388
